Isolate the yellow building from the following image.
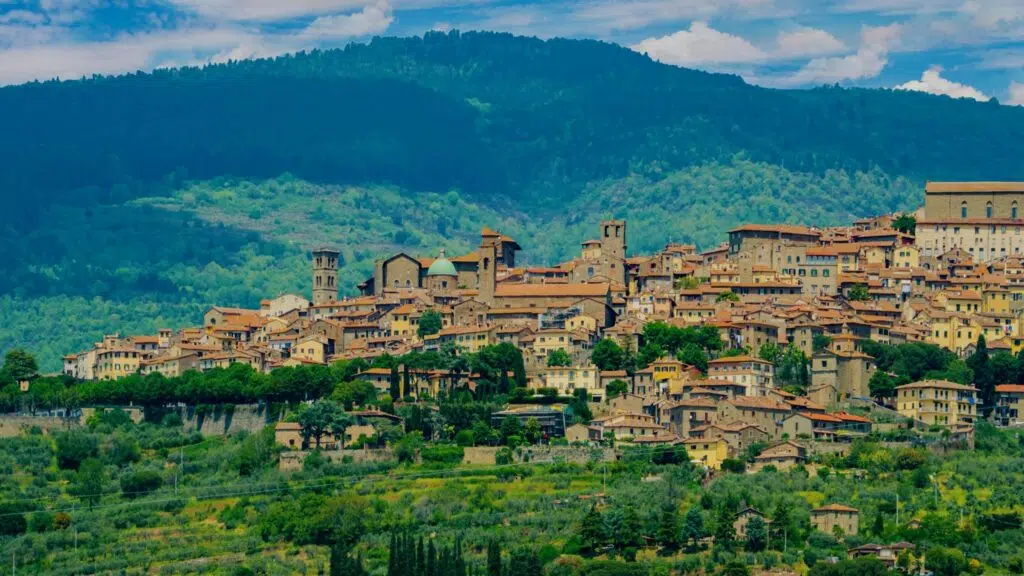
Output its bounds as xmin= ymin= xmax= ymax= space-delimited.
xmin=94 ymin=348 xmax=142 ymax=380
xmin=386 ymin=304 xmax=417 ymax=338
xmin=893 ymin=245 xmax=920 ymax=269
xmin=896 ymin=380 xmax=977 ymax=427
xmin=996 ymin=384 xmax=1024 ymax=426
xmin=681 ymin=437 xmax=729 ymax=470
xmin=982 ymin=287 xmax=1011 ymax=314
xmin=650 ymin=358 xmax=689 ymax=382
xmin=291 ymin=335 xmax=328 ymax=364
xmin=538 ymin=366 xmax=604 ymax=400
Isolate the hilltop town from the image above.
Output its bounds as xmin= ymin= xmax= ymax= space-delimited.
xmin=60 ymin=181 xmax=1024 ymax=455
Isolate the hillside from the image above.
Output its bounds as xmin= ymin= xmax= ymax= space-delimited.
xmin=3 ymin=30 xmax=1024 ymax=368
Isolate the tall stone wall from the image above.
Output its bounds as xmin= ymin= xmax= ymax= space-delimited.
xmin=0 ymin=415 xmax=77 ymax=438
xmin=180 ymin=404 xmax=281 ymax=437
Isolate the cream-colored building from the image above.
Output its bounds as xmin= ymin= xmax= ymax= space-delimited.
xmin=537 ymin=366 xmax=604 ymax=400
xmin=896 ymin=379 xmax=977 ymax=427
xmin=917 ymin=182 xmax=1024 ymax=263
xmin=707 ymin=356 xmax=775 ymax=397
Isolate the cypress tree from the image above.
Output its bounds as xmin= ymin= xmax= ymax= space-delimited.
xmin=487 ymin=540 xmax=502 ymax=576
xmin=416 ymin=536 xmax=426 ymax=576
xmin=427 ymin=539 xmax=437 ymax=576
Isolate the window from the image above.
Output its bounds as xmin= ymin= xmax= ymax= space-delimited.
xmin=987 ymin=202 xmax=993 ymax=219
xmin=1014 ymin=202 xmax=1019 ymax=219
xmin=823 ymin=269 xmax=830 ymax=277
xmin=962 ymin=201 xmax=968 ymax=218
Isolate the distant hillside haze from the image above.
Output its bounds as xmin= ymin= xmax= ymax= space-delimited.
xmin=3 ymin=30 xmax=1024 ymax=226
xmin=3 ymin=30 xmax=1024 ymax=369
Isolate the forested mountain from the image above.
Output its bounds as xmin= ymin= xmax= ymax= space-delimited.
xmin=3 ymin=30 xmax=1024 ymax=368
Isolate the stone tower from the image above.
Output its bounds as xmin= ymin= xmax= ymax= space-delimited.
xmin=478 ymin=229 xmax=499 ymax=305
xmin=601 ymin=220 xmax=626 ymax=260
xmin=312 ymin=247 xmax=340 ymax=306
xmin=600 ymin=219 xmax=627 ymax=283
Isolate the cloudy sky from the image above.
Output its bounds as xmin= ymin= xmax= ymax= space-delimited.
xmin=1 ymin=0 xmax=1023 ymax=104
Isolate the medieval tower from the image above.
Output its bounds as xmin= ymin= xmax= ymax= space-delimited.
xmin=312 ymin=247 xmax=340 ymax=306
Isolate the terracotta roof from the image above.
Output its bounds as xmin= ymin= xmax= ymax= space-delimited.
xmin=995 ymin=384 xmax=1024 ymax=393
xmin=726 ymin=397 xmax=791 ymax=411
xmin=897 ymin=379 xmax=977 ymax=392
xmin=494 ymin=283 xmax=609 ymax=298
xmin=833 ymin=411 xmax=872 ymax=423
xmin=729 ymin=224 xmax=821 ymax=236
xmin=709 ymin=355 xmax=771 ymax=365
xmin=813 ymin=504 xmax=859 ymax=513
xmin=795 ymin=411 xmax=843 ymax=423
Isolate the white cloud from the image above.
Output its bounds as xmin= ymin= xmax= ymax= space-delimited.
xmin=631 ymin=21 xmax=766 ymax=66
xmin=0 ymin=10 xmax=45 ymax=24
xmin=769 ymin=23 xmax=901 ymax=87
xmin=960 ymin=0 xmax=1024 ymax=29
xmin=774 ymin=27 xmax=845 ymax=58
xmin=0 ymin=1 xmax=396 ymax=85
xmin=298 ymin=2 xmax=393 ymax=40
xmin=1009 ymin=82 xmax=1024 ymax=106
xmin=895 ymin=66 xmax=989 ymax=100
xmin=165 ymin=0 xmax=372 ymax=22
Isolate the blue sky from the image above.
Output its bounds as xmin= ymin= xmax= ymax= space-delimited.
xmin=1 ymin=0 xmax=1023 ymax=104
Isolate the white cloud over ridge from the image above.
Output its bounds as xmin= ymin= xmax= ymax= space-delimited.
xmin=896 ymin=66 xmax=989 ymax=101
xmin=631 ymin=21 xmax=766 ymax=66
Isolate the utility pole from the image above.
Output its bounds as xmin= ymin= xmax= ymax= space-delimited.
xmin=896 ymin=493 xmax=900 ymax=527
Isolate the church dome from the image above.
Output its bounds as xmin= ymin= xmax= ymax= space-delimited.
xmin=427 ymin=250 xmax=457 ymax=277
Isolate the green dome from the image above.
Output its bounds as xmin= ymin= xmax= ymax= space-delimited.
xmin=427 ymin=251 xmax=457 ymax=277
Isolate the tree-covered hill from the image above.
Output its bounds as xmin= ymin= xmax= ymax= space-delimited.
xmin=3 ymin=30 xmax=1024 ymax=368
xmin=3 ymin=30 xmax=1024 ymax=225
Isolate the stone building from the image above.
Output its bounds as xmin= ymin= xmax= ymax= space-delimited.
xmin=811 ymin=504 xmax=859 ymax=537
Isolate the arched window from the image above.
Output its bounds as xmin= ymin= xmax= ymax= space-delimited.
xmin=987 ymin=201 xmax=993 ymax=219
xmin=1013 ymin=202 xmax=1018 ymax=219
xmin=962 ymin=201 xmax=968 ymax=219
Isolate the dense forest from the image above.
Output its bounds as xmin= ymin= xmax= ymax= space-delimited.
xmin=3 ymin=30 xmax=1024 ymax=369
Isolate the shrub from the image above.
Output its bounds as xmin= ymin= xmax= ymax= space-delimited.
xmin=455 ymin=430 xmax=475 ymax=447
xmin=495 ymin=447 xmax=514 ymax=466
xmin=120 ymin=469 xmax=163 ymax=498
xmin=421 ymin=445 xmax=464 ymax=464
xmin=721 ymin=459 xmax=745 ymax=473
xmin=55 ymin=430 xmax=99 ymax=470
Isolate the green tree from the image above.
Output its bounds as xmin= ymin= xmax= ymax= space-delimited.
xmin=713 ymin=506 xmax=736 ymax=550
xmin=745 ymin=515 xmax=766 ymax=552
xmin=580 ymin=504 xmax=606 ymax=555
xmin=73 ymin=457 xmax=105 ymax=508
xmin=719 ymin=561 xmax=749 ymax=576
xmin=592 ymin=338 xmax=627 ymax=371
xmin=716 ymin=291 xmax=739 ymax=303
xmin=606 ymin=379 xmax=629 ymax=399
xmin=546 ymin=348 xmax=572 ymax=367
xmin=1 ymin=348 xmax=39 ymax=382
xmin=968 ymin=334 xmax=994 ymax=408
xmin=892 ymin=213 xmax=916 ymax=234
xmin=417 ymin=309 xmax=443 ymax=338
xmin=925 ymin=547 xmax=968 ymax=576
xmin=847 ymin=284 xmax=871 ymax=301
xmin=487 ymin=540 xmax=502 ymax=576
xmin=330 ymin=544 xmax=368 ymax=576
xmin=499 ymin=415 xmax=523 ymax=444
xmin=656 ymin=502 xmax=681 ymax=552
xmin=869 ymin=370 xmax=898 ymax=400
xmin=55 ymin=429 xmax=99 ymax=470
xmin=299 ymin=400 xmax=351 ymax=449
xmin=682 ymin=506 xmax=705 ymax=550
xmin=812 ymin=334 xmax=832 ymax=353
xmin=523 ymin=417 xmax=542 ymax=444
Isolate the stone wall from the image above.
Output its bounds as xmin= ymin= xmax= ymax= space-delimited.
xmin=0 ymin=415 xmax=77 ymax=438
xmin=180 ymin=404 xmax=281 ymax=437
xmin=462 ymin=445 xmax=616 ymax=466
xmin=279 ymin=448 xmax=396 ymax=471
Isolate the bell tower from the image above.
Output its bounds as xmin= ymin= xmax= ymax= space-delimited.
xmin=312 ymin=247 xmax=340 ymax=306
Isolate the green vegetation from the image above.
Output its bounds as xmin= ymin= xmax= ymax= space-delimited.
xmin=2 ymin=410 xmax=1022 ymax=574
